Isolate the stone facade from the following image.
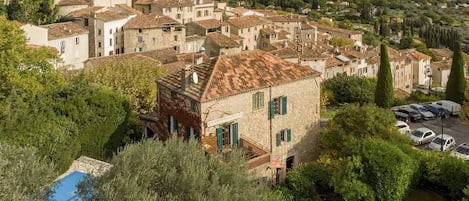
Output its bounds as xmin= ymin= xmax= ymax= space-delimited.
xmin=124 ymin=24 xmax=185 ymax=53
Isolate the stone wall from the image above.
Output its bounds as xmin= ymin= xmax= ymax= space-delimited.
xmin=124 ymin=26 xmax=186 ymax=53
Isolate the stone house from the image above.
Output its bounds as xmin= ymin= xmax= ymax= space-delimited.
xmin=310 ymin=21 xmax=363 ymax=42
xmin=265 ymin=15 xmax=306 ymax=41
xmin=403 ymin=49 xmax=432 ymax=87
xmin=142 ymin=50 xmax=321 ymax=182
xmin=123 ymin=15 xmax=185 ymax=53
xmin=226 ymin=15 xmax=271 ymax=51
xmin=22 ymin=22 xmax=89 ymax=70
xmin=204 ymin=32 xmax=241 ymax=56
xmin=134 ymin=0 xmax=195 ymax=24
xmin=300 ymin=22 xmax=318 ymax=44
xmin=194 ymin=0 xmax=215 ymax=22
xmin=431 ymin=61 xmax=451 ymax=88
xmin=55 ymin=0 xmax=89 ymax=16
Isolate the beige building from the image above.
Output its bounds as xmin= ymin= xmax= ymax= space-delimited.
xmin=142 ymin=50 xmax=321 ymax=182
xmin=55 ymin=0 xmax=89 ymax=16
xmin=227 ymin=15 xmax=271 ymax=51
xmin=431 ymin=61 xmax=452 ymax=87
xmin=403 ymin=49 xmax=432 ymax=87
xmin=123 ymin=15 xmax=185 ymax=53
xmin=134 ymin=0 xmax=215 ymax=24
xmin=204 ymin=32 xmax=241 ymax=56
xmin=310 ymin=21 xmax=363 ymax=42
xmin=265 ymin=15 xmax=306 ymax=41
xmin=186 ymin=19 xmax=229 ymax=36
xmin=22 ymin=22 xmax=89 ymax=69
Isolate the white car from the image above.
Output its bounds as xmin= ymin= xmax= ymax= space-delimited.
xmin=409 ymin=128 xmax=436 ymax=145
xmin=450 ymin=142 xmax=469 ymax=160
xmin=428 ymin=134 xmax=456 ymax=151
xmin=395 ymin=121 xmax=411 ymax=135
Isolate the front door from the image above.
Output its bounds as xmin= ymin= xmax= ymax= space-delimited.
xmin=286 ymin=156 xmax=295 ymax=172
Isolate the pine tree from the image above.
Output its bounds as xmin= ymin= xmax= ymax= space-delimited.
xmin=445 ymin=41 xmax=466 ymax=104
xmin=375 ymin=44 xmax=394 ymax=108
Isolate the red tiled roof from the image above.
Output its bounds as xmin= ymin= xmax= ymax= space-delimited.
xmin=95 ymin=10 xmax=129 ymax=21
xmin=193 ymin=19 xmax=224 ymax=29
xmin=154 ymin=0 xmax=194 ymax=7
xmin=115 ymin=4 xmax=142 ymax=15
xmin=301 ymin=22 xmax=315 ymax=29
xmin=67 ymin=6 xmax=104 ymax=18
xmin=408 ymin=50 xmax=432 ymax=61
xmin=230 ymin=7 xmax=249 ymax=15
xmin=270 ymin=47 xmax=300 ymax=59
xmin=260 ymin=27 xmax=276 ymax=35
xmin=227 ymin=15 xmax=269 ymax=29
xmin=157 ymin=50 xmax=320 ymax=101
xmin=430 ymin=48 xmax=453 ymax=59
xmin=40 ymin=22 xmax=88 ymax=40
xmin=124 ymin=15 xmax=180 ymax=29
xmin=326 ymin=57 xmax=344 ymax=68
xmin=57 ymin=0 xmax=88 ymax=6
xmin=431 ymin=60 xmax=451 ymax=70
xmin=265 ymin=14 xmax=306 ymax=22
xmin=207 ymin=32 xmax=240 ymax=48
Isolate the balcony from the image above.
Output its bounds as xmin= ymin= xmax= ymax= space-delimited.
xmin=201 ymin=137 xmax=270 ymax=169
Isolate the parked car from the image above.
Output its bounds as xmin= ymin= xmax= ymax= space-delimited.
xmin=395 ymin=121 xmax=411 ymax=134
xmin=393 ymin=111 xmax=410 ymax=123
xmin=409 ymin=104 xmax=435 ymax=120
xmin=423 ymin=103 xmax=449 ymax=118
xmin=434 ymin=100 xmax=461 ymax=115
xmin=396 ymin=108 xmax=423 ymax=122
xmin=409 ymin=128 xmax=436 ymax=145
xmin=428 ymin=134 xmax=456 ymax=151
xmin=450 ymin=142 xmax=469 ymax=160
xmin=431 ymin=87 xmax=445 ymax=93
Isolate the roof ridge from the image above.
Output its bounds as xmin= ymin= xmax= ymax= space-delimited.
xmin=200 ymin=57 xmax=223 ymax=101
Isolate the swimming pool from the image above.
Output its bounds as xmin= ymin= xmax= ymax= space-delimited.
xmin=49 ymin=171 xmax=87 ymax=201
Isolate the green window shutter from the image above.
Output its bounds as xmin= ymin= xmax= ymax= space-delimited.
xmin=276 ymin=133 xmax=281 ymax=146
xmin=287 ymin=129 xmax=291 ymax=142
xmin=216 ymin=128 xmax=223 ymax=153
xmin=186 ymin=126 xmax=191 ymax=141
xmin=270 ymin=99 xmax=275 ymax=119
xmin=252 ymin=94 xmax=256 ymax=110
xmin=281 ymin=96 xmax=288 ymax=115
xmin=232 ymin=123 xmax=238 ymax=145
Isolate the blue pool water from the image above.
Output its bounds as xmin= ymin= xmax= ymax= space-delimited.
xmin=49 ymin=171 xmax=87 ymax=201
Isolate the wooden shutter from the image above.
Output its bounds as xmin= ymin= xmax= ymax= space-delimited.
xmin=232 ymin=123 xmax=238 ymax=145
xmin=276 ymin=133 xmax=281 ymax=146
xmin=287 ymin=129 xmax=291 ymax=142
xmin=216 ymin=128 xmax=223 ymax=153
xmin=270 ymin=99 xmax=275 ymax=119
xmin=281 ymin=96 xmax=288 ymax=115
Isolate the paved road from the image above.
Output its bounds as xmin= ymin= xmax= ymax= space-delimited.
xmin=408 ymin=117 xmax=469 ymax=147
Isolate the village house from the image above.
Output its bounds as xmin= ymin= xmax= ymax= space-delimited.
xmin=204 ymin=32 xmax=241 ymax=56
xmin=55 ymin=0 xmax=89 ymax=16
xmin=431 ymin=60 xmax=452 ymax=88
xmin=186 ymin=18 xmax=229 ymax=36
xmin=226 ymin=15 xmax=271 ymax=51
xmin=265 ymin=15 xmax=306 ymax=41
xmin=300 ymin=22 xmax=318 ymax=44
xmin=123 ymin=15 xmax=185 ymax=53
xmin=310 ymin=21 xmax=363 ymax=42
xmin=22 ymin=22 xmax=89 ymax=70
xmin=141 ymin=50 xmax=321 ymax=182
xmin=68 ymin=5 xmax=140 ymax=57
xmin=134 ymin=0 xmax=215 ymax=24
xmin=402 ymin=49 xmax=432 ymax=87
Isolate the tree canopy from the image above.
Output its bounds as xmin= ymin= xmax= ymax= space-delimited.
xmin=446 ymin=41 xmax=466 ymax=104
xmin=78 ymin=139 xmax=281 ymax=201
xmin=323 ymin=74 xmax=376 ymax=105
xmin=375 ymin=44 xmax=394 ymax=108
xmin=0 ymin=142 xmax=57 ymax=201
xmin=6 ymin=0 xmax=58 ymax=24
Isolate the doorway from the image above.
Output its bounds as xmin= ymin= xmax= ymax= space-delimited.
xmin=286 ymin=156 xmax=295 ymax=172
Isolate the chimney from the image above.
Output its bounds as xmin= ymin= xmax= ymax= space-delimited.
xmin=181 ymin=65 xmax=192 ymax=91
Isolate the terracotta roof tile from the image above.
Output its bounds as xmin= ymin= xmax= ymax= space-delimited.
xmin=250 ymin=9 xmax=278 ymax=16
xmin=270 ymin=47 xmax=300 ymax=59
xmin=124 ymin=15 xmax=180 ymax=29
xmin=277 ymin=30 xmax=290 ymax=40
xmin=230 ymin=7 xmax=249 ymax=15
xmin=40 ymin=22 xmax=88 ymax=40
xmin=230 ymin=33 xmax=243 ymax=40
xmin=94 ymin=10 xmax=129 ymax=21
xmin=366 ymin=56 xmax=380 ymax=65
xmin=158 ymin=50 xmax=320 ymax=101
xmin=326 ymin=57 xmax=344 ymax=68
xmin=430 ymin=48 xmax=453 ymax=59
xmin=134 ymin=0 xmax=153 ymax=5
xmin=115 ymin=4 xmax=143 ymax=15
xmin=57 ymin=0 xmax=88 ymax=6
xmin=260 ymin=27 xmax=276 ymax=35
xmin=431 ymin=60 xmax=451 ymax=70
xmin=207 ymin=32 xmax=240 ymax=48
xmin=67 ymin=6 xmax=104 ymax=18
xmin=193 ymin=19 xmax=224 ymax=29
xmin=301 ymin=22 xmax=315 ymax=29
xmin=227 ymin=15 xmax=269 ymax=29
xmin=408 ymin=50 xmax=432 ymax=61
xmin=265 ymin=14 xmax=306 ymax=22
xmin=186 ymin=34 xmax=206 ymax=42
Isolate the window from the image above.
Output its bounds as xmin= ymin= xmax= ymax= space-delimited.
xmin=170 ymin=91 xmax=176 ymax=101
xmin=163 ymin=26 xmax=170 ymax=32
xmin=216 ymin=123 xmax=238 ymax=153
xmin=115 ymin=37 xmax=118 ymax=44
xmin=269 ymin=96 xmax=287 ymax=119
xmin=188 ymin=7 xmax=192 ymax=12
xmin=75 ymin=37 xmax=80 ymax=45
xmin=109 ymin=29 xmax=112 ymax=34
xmin=225 ymin=26 xmax=229 ymax=32
xmin=276 ymin=128 xmax=291 ymax=146
xmin=197 ymin=11 xmax=201 ymax=17
xmin=248 ymin=28 xmax=250 ymax=32
xmin=116 ymin=27 xmax=118 ymax=32
xmin=168 ymin=115 xmax=178 ymax=134
xmin=204 ymin=10 xmax=209 ymax=16
xmin=121 ymin=47 xmax=124 ymax=53
xmin=98 ymin=52 xmax=102 ymax=57
xmin=186 ymin=127 xmax=200 ymax=141
xmin=98 ymin=29 xmax=101 ymax=35
xmin=176 ymin=13 xmax=181 ymax=19
xmin=174 ymin=35 xmax=178 ymax=41
xmin=166 ymin=7 xmax=171 ymax=13
xmin=138 ymin=28 xmax=142 ymax=33
xmin=84 ymin=18 xmax=89 ymax=26
xmin=109 ymin=39 xmax=112 ymax=46
xmin=116 ymin=48 xmax=120 ymax=54
xmin=60 ymin=41 xmax=65 ymax=54
xmin=252 ymin=92 xmax=264 ymax=111
xmin=109 ymin=51 xmax=113 ymax=55
xmin=190 ymin=100 xmax=197 ymax=112
xmin=138 ymin=36 xmax=143 ymax=43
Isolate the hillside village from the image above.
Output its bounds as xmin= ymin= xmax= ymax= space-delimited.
xmin=13 ymin=0 xmax=464 ymax=181
xmin=3 ymin=0 xmax=469 ymax=200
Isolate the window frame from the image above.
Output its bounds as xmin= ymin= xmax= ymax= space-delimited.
xmin=252 ymin=91 xmax=264 ymax=111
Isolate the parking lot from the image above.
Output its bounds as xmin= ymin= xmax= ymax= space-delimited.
xmin=408 ymin=116 xmax=469 ymax=147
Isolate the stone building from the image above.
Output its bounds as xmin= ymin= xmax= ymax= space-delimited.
xmin=226 ymin=15 xmax=271 ymax=51
xmin=204 ymin=32 xmax=241 ymax=56
xmin=186 ymin=19 xmax=229 ymax=36
xmin=134 ymin=0 xmax=215 ymax=24
xmin=265 ymin=15 xmax=306 ymax=41
xmin=142 ymin=50 xmax=321 ymax=182
xmin=310 ymin=21 xmax=363 ymax=42
xmin=123 ymin=15 xmax=185 ymax=53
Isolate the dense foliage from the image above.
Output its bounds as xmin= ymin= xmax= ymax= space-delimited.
xmin=322 ymin=74 xmax=376 ymax=105
xmin=83 ymin=58 xmax=167 ymax=114
xmin=78 ymin=139 xmax=282 ymax=201
xmin=446 ymin=41 xmax=466 ymax=104
xmin=0 ymin=142 xmax=57 ymax=201
xmin=6 ymin=0 xmax=57 ymax=24
xmin=375 ymin=44 xmax=394 ymax=108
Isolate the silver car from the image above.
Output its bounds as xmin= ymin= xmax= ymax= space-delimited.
xmin=409 ymin=104 xmax=435 ymax=120
xmin=409 ymin=128 xmax=436 ymax=145
xmin=428 ymin=134 xmax=456 ymax=151
xmin=450 ymin=142 xmax=469 ymax=160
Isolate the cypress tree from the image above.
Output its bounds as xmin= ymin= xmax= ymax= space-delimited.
xmin=375 ymin=44 xmax=394 ymax=108
xmin=445 ymin=41 xmax=466 ymax=104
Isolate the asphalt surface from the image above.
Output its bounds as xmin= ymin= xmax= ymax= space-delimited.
xmin=408 ymin=116 xmax=469 ymax=148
